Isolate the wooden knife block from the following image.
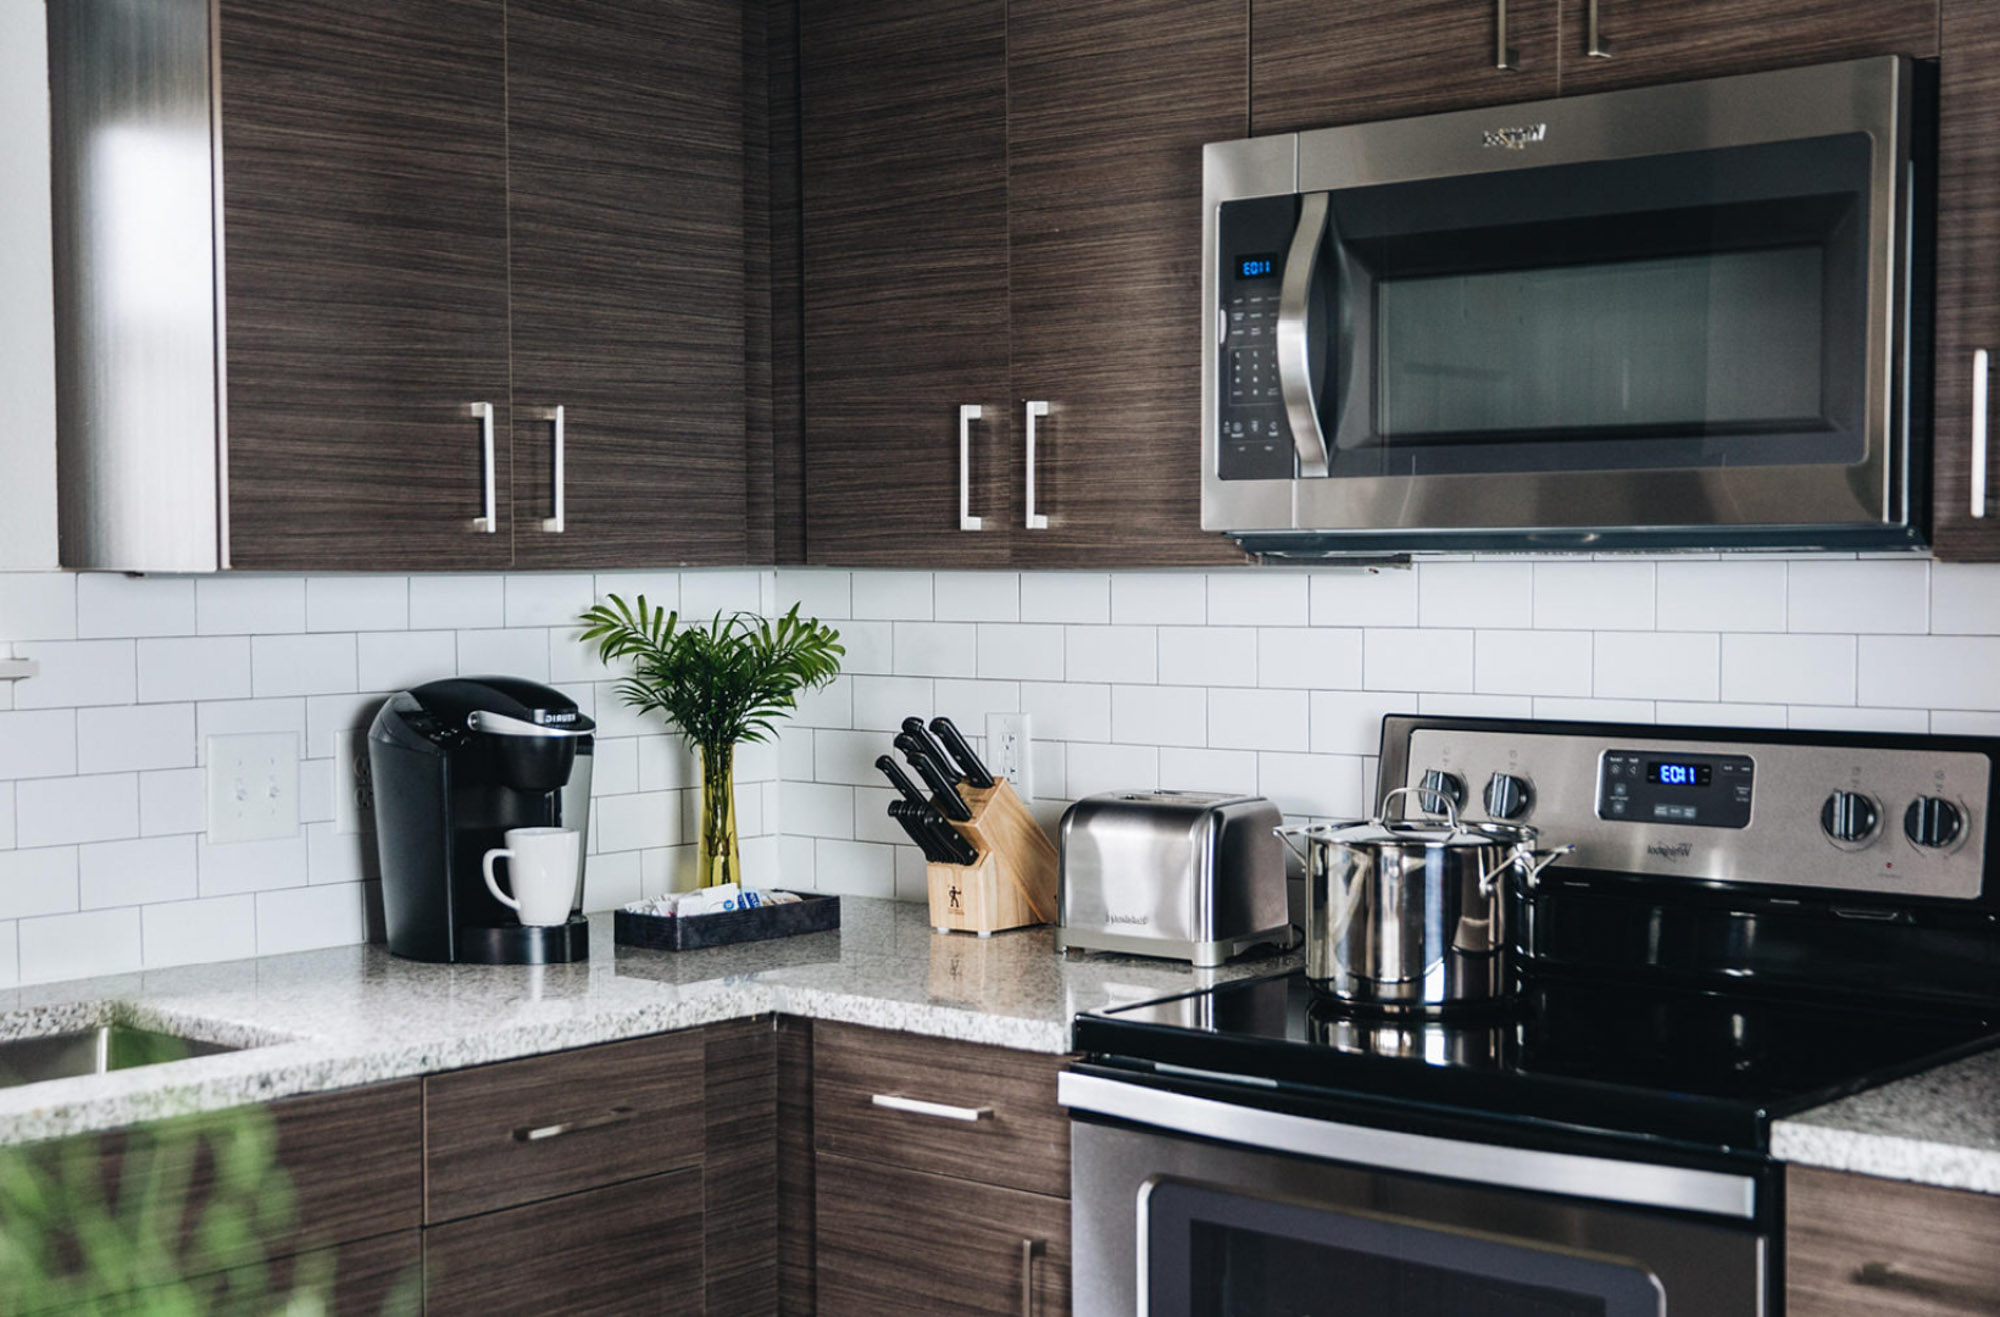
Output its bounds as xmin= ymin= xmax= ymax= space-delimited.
xmin=926 ymin=779 xmax=1059 ymax=937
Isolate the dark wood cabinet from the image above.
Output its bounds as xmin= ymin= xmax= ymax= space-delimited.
xmin=1251 ymin=0 xmax=1558 ymax=135
xmin=1933 ymin=0 xmax=2000 ymax=560
xmin=1555 ymin=0 xmax=1937 ymax=96
xmin=1787 ymin=1165 xmax=2000 ymax=1315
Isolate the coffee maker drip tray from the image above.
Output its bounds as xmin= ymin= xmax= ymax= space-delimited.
xmin=457 ymin=917 xmax=590 ymax=965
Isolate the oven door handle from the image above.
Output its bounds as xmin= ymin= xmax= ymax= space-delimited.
xmin=1277 ymin=192 xmax=1333 ymax=478
xmin=1058 ymin=1070 xmax=1758 ymax=1220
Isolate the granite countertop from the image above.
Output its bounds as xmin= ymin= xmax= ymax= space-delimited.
xmin=0 ymin=897 xmax=1293 ymax=1147
xmin=1772 ymin=1050 xmax=2000 ymax=1195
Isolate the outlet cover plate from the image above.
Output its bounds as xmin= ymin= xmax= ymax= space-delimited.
xmin=207 ymin=733 xmax=300 ymax=845
xmin=986 ymin=712 xmax=1032 ymax=801
xmin=333 ymin=731 xmax=375 ymax=835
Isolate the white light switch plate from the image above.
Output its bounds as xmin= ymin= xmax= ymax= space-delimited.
xmin=333 ymin=731 xmax=375 ymax=835
xmin=207 ymin=732 xmax=300 ymax=845
xmin=987 ymin=712 xmax=1032 ymax=800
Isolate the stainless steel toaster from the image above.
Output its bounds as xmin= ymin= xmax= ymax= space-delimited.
xmin=1055 ymin=790 xmax=1290 ymax=967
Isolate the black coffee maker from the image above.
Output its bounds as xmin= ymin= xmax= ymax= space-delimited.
xmin=368 ymin=676 xmax=594 ymax=963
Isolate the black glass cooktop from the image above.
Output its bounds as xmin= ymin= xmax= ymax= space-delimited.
xmin=1073 ymin=971 xmax=2000 ymax=1152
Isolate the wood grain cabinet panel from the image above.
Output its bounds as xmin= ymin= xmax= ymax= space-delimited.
xmin=800 ymin=0 xmax=1014 ymax=567
xmin=1251 ymin=0 xmax=1559 ymax=135
xmin=1007 ymin=0 xmax=1248 ymax=567
xmin=1787 ymin=1166 xmax=2000 ymax=1315
xmin=816 ymin=1153 xmax=1070 ymax=1317
xmin=218 ymin=0 xmax=516 ymax=571
xmin=1933 ymin=0 xmax=2000 ymax=560
xmin=505 ymin=0 xmax=748 ymax=569
xmin=1556 ymin=0 xmax=1937 ymax=97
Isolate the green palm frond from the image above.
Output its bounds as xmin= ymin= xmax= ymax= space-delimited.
xmin=577 ymin=596 xmax=844 ymax=751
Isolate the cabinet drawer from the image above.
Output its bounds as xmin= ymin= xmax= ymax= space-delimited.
xmin=424 ymin=1031 xmax=704 ymax=1223
xmin=1788 ymin=1166 xmax=2000 ymax=1315
xmin=425 ymin=1168 xmax=703 ymax=1317
xmin=817 ymin=1153 xmax=1070 ymax=1317
xmin=812 ymin=1022 xmax=1069 ymax=1198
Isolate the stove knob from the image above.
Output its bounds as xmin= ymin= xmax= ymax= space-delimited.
xmin=1819 ymin=790 xmax=1880 ymax=844
xmin=1418 ymin=769 xmax=1466 ymax=816
xmin=1904 ymin=796 xmax=1966 ymax=850
xmin=1483 ymin=772 xmax=1532 ymax=820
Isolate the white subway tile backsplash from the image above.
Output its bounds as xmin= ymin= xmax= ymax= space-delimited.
xmin=197 ymin=577 xmax=306 ymax=635
xmin=1932 ymin=564 xmax=2000 ymax=636
xmin=0 ymin=785 xmax=11 ymax=848
xmin=1475 ymin=631 xmax=1591 ymax=697
xmin=1067 ymin=743 xmax=1157 ymax=797
xmin=307 ymin=820 xmax=374 ymax=885
xmin=1721 ymin=633 xmax=1855 ymax=706
xmin=255 ymin=883 xmax=370 ymax=956
xmin=935 ymin=571 xmax=1020 ymax=622
xmin=978 ymin=623 xmax=1065 ymax=680
xmin=790 ymin=674 xmax=855 ymax=729
xmin=839 ymin=619 xmax=893 ymax=675
xmin=812 ymin=839 xmax=894 ymax=898
xmin=77 ymin=574 xmax=196 ymax=638
xmin=853 ymin=571 xmax=934 ymax=621
xmin=1031 ymin=739 xmax=1066 ymax=799
xmin=814 ymin=729 xmax=894 ymax=787
xmin=305 ymin=693 xmax=387 ymax=759
xmin=852 ymin=675 xmax=932 ymax=731
xmin=0 ymin=847 xmax=79 ymax=919
xmin=408 ymin=575 xmax=505 ymax=630
xmin=782 ymin=782 xmax=855 ymax=839
xmin=457 ymin=628 xmax=551 ymax=682
xmin=586 ymin=851 xmax=644 ymax=912
xmin=1309 ymin=691 xmax=1404 ymax=755
xmin=595 ymin=571 xmax=682 ymax=614
xmin=504 ymin=573 xmax=594 ymax=627
xmin=1787 ymin=705 xmax=1930 ymax=733
xmin=1364 ymin=629 xmax=1474 ymax=693
xmin=1158 ymin=747 xmax=1259 ymax=796
xmin=252 ymin=633 xmax=358 ymax=698
xmin=1021 ymin=682 xmax=1112 ymax=743
xmin=1656 ymin=701 xmax=1789 ymax=729
xmin=1419 ymin=563 xmax=1533 ymax=629
xmin=1258 ymin=752 xmax=1367 ymax=818
xmin=1592 ymin=632 xmax=1720 ymax=702
xmin=77 ymin=703 xmax=195 ymax=774
xmin=1417 ymin=693 xmax=1534 ymax=719
xmin=596 ymin=792 xmax=681 ymax=851
xmin=358 ymin=630 xmax=457 ymax=691
xmin=142 ymin=896 xmax=256 ymax=968
xmin=853 ymin=786 xmax=906 ymax=845
xmin=1022 ymin=573 xmax=1110 ymax=624
xmin=1113 ymin=685 xmax=1206 ymax=747
xmin=681 ymin=570 xmax=765 ymax=618
xmin=892 ymin=622 xmax=977 ymax=678
xmin=1111 ymin=574 xmax=1205 ymax=625
xmin=1532 ymin=697 xmax=1656 ymax=723
xmin=1259 ymin=628 xmax=1363 ymax=690
xmin=1208 ymin=689 xmax=1308 ymax=752
xmin=79 ymin=835 xmax=198 ymax=909
xmin=16 ymin=773 xmax=138 ymax=848
xmin=19 ymin=908 xmax=142 ymax=984
xmin=0 ymin=572 xmax=77 ymax=641
xmin=1065 ymin=626 xmax=1157 ymax=684
xmin=1310 ymin=569 xmax=1419 ymax=627
xmin=139 ymin=637 xmax=252 ymax=704
xmin=1932 ymin=710 xmax=2000 ymax=735
xmin=893 ymin=845 xmax=928 ymax=903
xmin=775 ymin=569 xmax=850 ymax=621
xmin=1208 ymin=572 xmax=1308 ymax=627
xmin=638 ymin=736 xmax=699 ymax=792
xmin=306 ymin=577 xmax=407 ymax=632
xmin=14 ymin=640 xmax=137 ymax=708
xmin=139 ymin=768 xmax=205 ymax=836
xmin=1159 ymin=626 xmax=1256 ymax=688
xmin=1787 ymin=561 xmax=1929 ymax=634
xmin=198 ymin=833 xmax=309 ymax=895
xmin=1859 ymin=636 xmax=2000 ymax=710
xmin=1534 ymin=563 xmax=1655 ymax=631
xmin=932 ymin=679 xmax=1021 ymax=725
xmin=1654 ymin=561 xmax=1786 ymax=633
xmin=0 ymin=709 xmax=77 ymax=779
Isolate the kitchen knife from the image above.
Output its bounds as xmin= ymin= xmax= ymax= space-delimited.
xmin=894 ymin=733 xmax=974 ymax=822
xmin=894 ymin=798 xmax=978 ymax=866
xmin=875 ymin=754 xmax=931 ymax=810
xmin=887 ymin=799 xmax=946 ymax=862
xmin=901 ymin=717 xmax=962 ymax=783
xmin=928 ymin=716 xmax=995 ymax=789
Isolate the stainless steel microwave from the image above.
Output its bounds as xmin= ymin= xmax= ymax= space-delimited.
xmin=1201 ymin=57 xmax=1934 ymax=557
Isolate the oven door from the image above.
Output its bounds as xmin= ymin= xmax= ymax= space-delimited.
xmin=1064 ymin=1071 xmax=1769 ymax=1316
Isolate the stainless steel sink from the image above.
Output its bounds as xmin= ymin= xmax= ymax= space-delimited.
xmin=0 ymin=1024 xmax=240 ymax=1088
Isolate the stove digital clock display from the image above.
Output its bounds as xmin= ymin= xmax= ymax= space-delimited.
xmin=1600 ymin=750 xmax=1754 ymax=828
xmin=1648 ymin=760 xmax=1712 ymax=788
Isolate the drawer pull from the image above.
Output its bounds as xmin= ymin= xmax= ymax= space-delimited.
xmin=871 ymin=1094 xmax=995 ymax=1123
xmin=1853 ymin=1261 xmax=2000 ymax=1311
xmin=512 ymin=1105 xmax=637 ymax=1143
xmin=1020 ymin=1237 xmax=1044 ymax=1317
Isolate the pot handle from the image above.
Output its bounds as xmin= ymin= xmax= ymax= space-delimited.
xmin=1514 ymin=844 xmax=1577 ymax=887
xmin=1274 ymin=825 xmax=1312 ymax=864
xmin=1381 ymin=785 xmax=1460 ymax=829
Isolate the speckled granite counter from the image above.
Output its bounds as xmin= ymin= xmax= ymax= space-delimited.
xmin=0 ymin=897 xmax=1293 ymax=1147
xmin=1773 ymin=1049 xmax=2000 ymax=1195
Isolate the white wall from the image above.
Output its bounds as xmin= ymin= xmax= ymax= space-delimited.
xmin=0 ymin=0 xmax=60 ymax=568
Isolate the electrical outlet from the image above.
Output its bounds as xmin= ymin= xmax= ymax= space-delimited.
xmin=986 ymin=712 xmax=1032 ymax=800
xmin=333 ymin=731 xmax=375 ymax=835
xmin=206 ymin=733 xmax=299 ymax=845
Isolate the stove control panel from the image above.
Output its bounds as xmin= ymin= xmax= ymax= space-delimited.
xmin=1390 ymin=722 xmax=1992 ymax=901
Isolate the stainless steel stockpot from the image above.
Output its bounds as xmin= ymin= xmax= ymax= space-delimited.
xmin=1277 ymin=789 xmax=1571 ymax=1013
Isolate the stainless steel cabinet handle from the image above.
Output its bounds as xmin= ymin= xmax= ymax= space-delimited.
xmin=470 ymin=402 xmax=497 ymax=533
xmin=870 ymin=1093 xmax=995 ymax=1122
xmin=1853 ymin=1262 xmax=2000 ymax=1312
xmin=958 ymin=404 xmax=985 ymax=531
xmin=1019 ymin=1238 xmax=1044 ymax=1317
xmin=532 ymin=404 xmax=566 ymax=532
xmin=512 ymin=1105 xmax=637 ymax=1143
xmin=1024 ymin=400 xmax=1050 ymax=530
xmin=1495 ymin=0 xmax=1518 ymax=69
xmin=1974 ymin=348 xmax=1990 ymax=520
xmin=1586 ymin=0 xmax=1612 ymax=57
xmin=1277 ymin=192 xmax=1333 ymax=478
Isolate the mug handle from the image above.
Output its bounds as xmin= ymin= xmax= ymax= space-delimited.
xmin=483 ymin=848 xmax=520 ymax=911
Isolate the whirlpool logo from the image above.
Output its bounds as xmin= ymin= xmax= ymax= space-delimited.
xmin=1482 ymin=122 xmax=1548 ymax=151
xmin=1647 ymin=842 xmax=1695 ymax=861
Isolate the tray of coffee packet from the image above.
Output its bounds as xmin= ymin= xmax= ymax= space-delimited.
xmin=614 ymin=887 xmax=840 ymax=951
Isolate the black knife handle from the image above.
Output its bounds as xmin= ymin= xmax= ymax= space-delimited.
xmin=888 ymin=800 xmax=945 ymax=862
xmin=893 ymin=733 xmax=973 ymax=822
xmin=928 ymin=717 xmax=994 ymax=789
xmin=874 ymin=755 xmax=929 ymax=808
xmin=901 ymin=717 xmax=962 ymax=782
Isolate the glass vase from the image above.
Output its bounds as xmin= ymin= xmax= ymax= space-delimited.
xmin=698 ymin=742 xmax=741 ymax=889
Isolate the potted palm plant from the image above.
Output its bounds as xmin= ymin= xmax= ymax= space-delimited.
xmin=579 ymin=596 xmax=843 ymax=888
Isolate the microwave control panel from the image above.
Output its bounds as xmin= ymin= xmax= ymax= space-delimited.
xmin=1215 ymin=196 xmax=1304 ymax=481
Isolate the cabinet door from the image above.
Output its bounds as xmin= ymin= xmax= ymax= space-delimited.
xmin=800 ymin=0 xmax=1013 ymax=567
xmin=1251 ymin=0 xmax=1559 ymax=135
xmin=1934 ymin=0 xmax=2000 ymax=559
xmin=1007 ymin=0 xmax=1247 ymax=568
xmin=1787 ymin=1166 xmax=2000 ymax=1315
xmin=424 ymin=1169 xmax=704 ymax=1316
xmin=506 ymin=0 xmax=748 ymax=569
xmin=1556 ymin=0 xmax=1937 ymax=96
xmin=816 ymin=1154 xmax=1071 ymax=1317
xmin=218 ymin=0 xmax=515 ymax=571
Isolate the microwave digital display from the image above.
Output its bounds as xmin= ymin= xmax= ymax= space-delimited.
xmin=1236 ymin=253 xmax=1277 ymax=281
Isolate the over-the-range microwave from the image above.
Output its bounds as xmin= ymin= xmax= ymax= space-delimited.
xmin=1202 ymin=57 xmax=1935 ymax=557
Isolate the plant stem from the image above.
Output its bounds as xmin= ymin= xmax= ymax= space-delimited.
xmin=699 ymin=742 xmax=740 ymax=889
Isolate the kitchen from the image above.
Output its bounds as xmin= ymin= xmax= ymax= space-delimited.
xmin=2 ymin=0 xmax=2000 ymax=1313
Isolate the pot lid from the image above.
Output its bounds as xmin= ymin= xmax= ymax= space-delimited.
xmin=1307 ymin=787 xmax=1542 ymax=849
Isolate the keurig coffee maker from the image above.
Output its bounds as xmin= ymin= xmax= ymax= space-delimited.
xmin=369 ymin=676 xmax=594 ymax=963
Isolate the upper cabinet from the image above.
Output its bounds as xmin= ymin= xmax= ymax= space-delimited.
xmin=1554 ymin=0 xmax=1938 ymax=95
xmin=49 ymin=0 xmax=745 ymax=572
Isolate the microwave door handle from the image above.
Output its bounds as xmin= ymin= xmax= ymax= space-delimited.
xmin=1278 ymin=192 xmax=1333 ymax=478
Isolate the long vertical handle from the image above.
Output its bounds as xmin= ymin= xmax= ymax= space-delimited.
xmin=536 ymin=405 xmax=566 ymax=533
xmin=959 ymin=404 xmax=985 ymax=531
xmin=1494 ymin=0 xmax=1518 ymax=69
xmin=470 ymin=402 xmax=497 ymax=533
xmin=1019 ymin=1239 xmax=1044 ymax=1317
xmin=1586 ymin=0 xmax=1612 ymax=57
xmin=1024 ymin=400 xmax=1050 ymax=529
xmin=1974 ymin=349 xmax=1990 ymax=520
xmin=1277 ymin=193 xmax=1332 ymax=478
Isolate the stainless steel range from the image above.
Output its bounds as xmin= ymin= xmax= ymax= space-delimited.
xmin=1064 ymin=715 xmax=2000 ymax=1315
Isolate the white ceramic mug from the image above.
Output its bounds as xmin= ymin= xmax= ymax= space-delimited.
xmin=482 ymin=827 xmax=581 ymax=927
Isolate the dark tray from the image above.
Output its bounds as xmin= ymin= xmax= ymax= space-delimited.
xmin=613 ymin=892 xmax=840 ymax=951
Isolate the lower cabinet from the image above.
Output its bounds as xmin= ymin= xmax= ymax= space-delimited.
xmin=1787 ymin=1165 xmax=2000 ymax=1315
